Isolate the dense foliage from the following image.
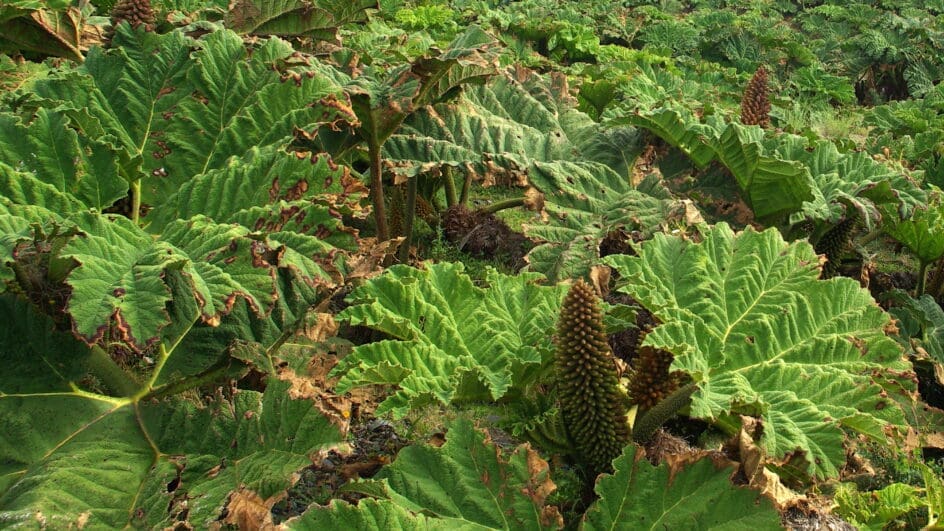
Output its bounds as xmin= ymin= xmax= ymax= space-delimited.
xmin=1 ymin=0 xmax=943 ymax=528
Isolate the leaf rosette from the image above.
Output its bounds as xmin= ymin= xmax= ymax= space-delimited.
xmin=605 ymin=223 xmax=914 ymax=479
xmin=333 ymin=262 xmax=567 ymax=417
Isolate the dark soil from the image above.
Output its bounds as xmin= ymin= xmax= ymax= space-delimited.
xmin=604 ymin=292 xmax=657 ymax=365
xmin=271 ymin=417 xmax=409 ymax=523
xmin=441 ymin=204 xmax=531 ymax=269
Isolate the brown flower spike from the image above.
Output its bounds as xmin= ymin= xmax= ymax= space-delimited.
xmin=555 ymin=279 xmax=630 ymax=474
xmin=628 ymin=346 xmax=683 ymax=411
xmin=741 ymin=66 xmax=771 ymax=128
xmin=105 ymin=0 xmax=155 ymax=46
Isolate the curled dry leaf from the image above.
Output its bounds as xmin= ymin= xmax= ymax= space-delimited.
xmin=737 ymin=417 xmax=805 ymax=510
xmin=220 ymin=488 xmax=277 ymax=531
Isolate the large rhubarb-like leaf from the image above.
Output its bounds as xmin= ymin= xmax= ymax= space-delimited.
xmin=774 ymin=137 xmax=926 ymax=225
xmin=144 ymin=146 xmax=353 ymax=233
xmin=581 ymin=445 xmax=780 ymax=530
xmin=0 ymin=296 xmax=346 ymax=529
xmin=288 ymin=498 xmax=444 ymax=529
xmin=333 ymin=262 xmax=567 ymax=417
xmin=384 ymin=72 xmax=641 ymax=182
xmin=623 ymin=107 xmax=923 ymax=224
xmin=61 ymin=212 xmax=344 ymax=350
xmin=0 ymin=110 xmax=126 ymax=210
xmin=525 ymin=163 xmax=688 ymax=282
xmin=622 ymin=108 xmax=814 ymax=220
xmin=290 ymin=419 xmax=562 ymax=530
xmin=26 ymin=26 xmax=354 ymax=206
xmin=345 ymin=25 xmax=499 ymax=158
xmin=0 ymin=4 xmax=90 ymax=61
xmin=164 ymin=30 xmax=354 ymax=191
xmin=385 ymin=71 xmax=671 ymax=281
xmin=605 ymin=224 xmax=913 ymax=479
xmin=712 ymin=124 xmax=812 ymax=221
xmin=29 ymin=26 xmax=193 ymax=185
xmin=883 ymin=189 xmax=944 ymax=265
xmin=225 ymin=0 xmax=377 ymax=40
xmin=622 ymin=107 xmax=717 ymax=168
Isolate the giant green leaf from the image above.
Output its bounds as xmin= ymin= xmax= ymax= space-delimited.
xmin=30 ymin=26 xmax=193 ymax=186
xmin=525 ymin=163 xmax=686 ymax=282
xmin=26 ymin=26 xmax=354 ymax=206
xmin=290 ymin=419 xmax=562 ymax=530
xmin=59 ymin=212 xmax=187 ymax=348
xmin=164 ymin=30 xmax=355 ymax=192
xmin=347 ymin=25 xmax=498 ymax=155
xmin=713 ymin=123 xmax=812 ymax=220
xmin=0 ymin=4 xmax=87 ymax=61
xmin=621 ymin=107 xmax=717 ymax=168
xmin=225 ymin=0 xmax=377 ymax=40
xmin=883 ymin=189 xmax=944 ymax=265
xmin=333 ymin=262 xmax=567 ymax=417
xmin=57 ymin=211 xmax=345 ymax=351
xmin=605 ymin=224 xmax=913 ymax=479
xmin=0 ymin=110 xmax=126 ymax=210
xmin=775 ymin=138 xmax=926 ymax=225
xmin=581 ymin=445 xmax=781 ymax=530
xmin=144 ymin=146 xmax=351 ymax=233
xmin=622 ymin=108 xmax=814 ymax=220
xmin=384 ymin=71 xmax=664 ymax=281
xmin=384 ymin=73 xmax=641 ymax=181
xmin=288 ymin=498 xmax=449 ymax=530
xmin=0 ymin=296 xmax=346 ymax=528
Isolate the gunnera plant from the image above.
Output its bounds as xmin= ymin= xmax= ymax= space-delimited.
xmin=815 ymin=214 xmax=858 ymax=279
xmin=556 ymin=279 xmax=630 ymax=474
xmin=628 ymin=346 xmax=684 ymax=411
xmin=105 ymin=0 xmax=155 ymax=45
xmin=741 ymin=66 xmax=771 ymax=128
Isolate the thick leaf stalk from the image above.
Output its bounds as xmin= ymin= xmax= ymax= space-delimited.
xmin=555 ymin=279 xmax=629 ymax=474
xmin=740 ymin=66 xmax=771 ymax=128
xmin=631 ymin=383 xmax=696 ymax=444
xmin=398 ymin=177 xmax=418 ymax=263
xmin=368 ymin=140 xmax=389 ymax=242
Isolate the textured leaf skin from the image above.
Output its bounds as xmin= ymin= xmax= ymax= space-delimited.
xmin=0 ymin=298 xmax=346 ymax=529
xmin=30 ymin=26 xmax=193 ymax=186
xmin=288 ymin=498 xmax=451 ymax=530
xmin=386 ymin=71 xmax=674 ymax=282
xmin=713 ymin=124 xmax=812 ymax=220
xmin=379 ymin=419 xmax=562 ymax=530
xmin=581 ymin=445 xmax=781 ymax=530
xmin=777 ymin=138 xmax=925 ymax=225
xmin=225 ymin=0 xmax=377 ymax=39
xmin=624 ymin=107 xmax=924 ymax=223
xmin=0 ymin=5 xmax=86 ymax=61
xmin=605 ymin=224 xmax=913 ymax=479
xmin=333 ymin=262 xmax=567 ymax=417
xmin=25 ymin=25 xmax=354 ymax=209
xmin=0 ymin=110 xmax=126 ymax=210
xmin=42 ymin=205 xmax=347 ymax=352
xmin=525 ymin=163 xmax=681 ymax=282
xmin=163 ymin=31 xmax=354 ymax=193
xmin=291 ymin=419 xmax=562 ymax=530
xmin=145 ymin=147 xmax=348 ymax=233
xmin=883 ymin=190 xmax=944 ymax=264
xmin=60 ymin=212 xmax=185 ymax=347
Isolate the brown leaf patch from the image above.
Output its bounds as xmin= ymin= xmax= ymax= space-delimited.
xmin=345 ymin=237 xmax=403 ymax=281
xmin=218 ymin=488 xmax=277 ymax=531
xmin=737 ymin=420 xmax=804 ymax=509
